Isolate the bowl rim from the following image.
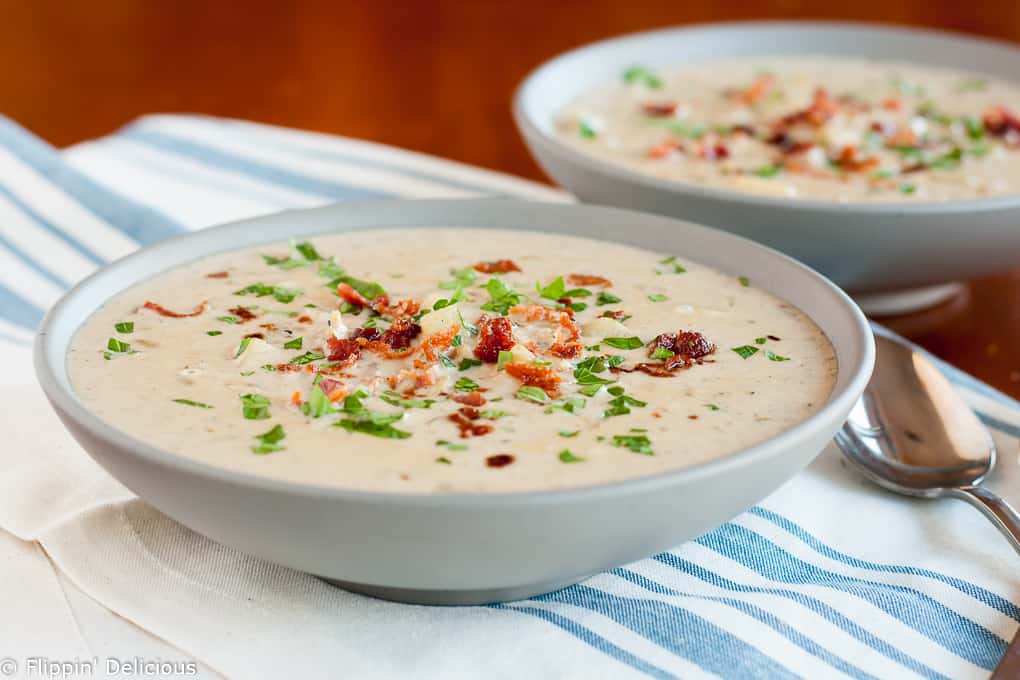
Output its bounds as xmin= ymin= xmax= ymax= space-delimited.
xmin=512 ymin=19 xmax=1020 ymax=214
xmin=34 ymin=198 xmax=875 ymax=507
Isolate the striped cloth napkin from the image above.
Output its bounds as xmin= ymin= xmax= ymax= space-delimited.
xmin=2 ymin=114 xmax=1019 ymax=679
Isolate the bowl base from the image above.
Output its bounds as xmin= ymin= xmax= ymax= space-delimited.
xmin=320 ymin=573 xmax=590 ymax=605
xmin=855 ymin=282 xmax=964 ymax=317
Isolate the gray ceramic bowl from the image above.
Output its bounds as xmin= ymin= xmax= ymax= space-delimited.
xmin=514 ymin=21 xmax=1020 ymax=296
xmin=34 ymin=199 xmax=873 ymax=605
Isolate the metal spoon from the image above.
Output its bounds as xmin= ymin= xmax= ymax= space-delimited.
xmin=835 ymin=333 xmax=1020 ymax=677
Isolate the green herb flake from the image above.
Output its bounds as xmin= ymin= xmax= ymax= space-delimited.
xmin=497 ymin=350 xmax=514 ymax=371
xmin=435 ymin=456 xmax=453 ymax=464
xmin=301 ymin=383 xmax=336 ymax=418
xmin=380 ymin=390 xmax=435 ymax=409
xmin=623 ymin=65 xmax=663 ymax=89
xmin=738 ymin=276 xmax=750 ymax=287
xmin=480 ymin=410 xmax=513 ymax=420
xmin=240 ymin=393 xmax=271 ymax=420
xmin=439 ymin=354 xmax=457 ymax=369
xmin=648 ymin=293 xmax=668 ymax=302
xmin=559 ymin=430 xmax=580 ymax=438
xmin=732 ymin=345 xmax=760 ymax=360
xmin=596 ymin=291 xmax=622 ymax=306
xmin=283 ymin=337 xmax=303 ymax=350
xmin=516 ymin=386 xmax=550 ymax=403
xmin=753 ymin=164 xmax=782 ymax=178
xmin=454 ymin=377 xmax=480 ymax=392
xmin=585 ymin=344 xmax=601 ymax=352
xmin=603 ymin=336 xmax=643 ymax=350
xmin=705 ymin=404 xmax=720 ymax=411
xmin=650 ymin=347 xmax=675 ymax=360
xmin=106 ymin=337 xmax=131 ymax=353
xmin=206 ymin=330 xmax=223 ymax=336
xmin=234 ymin=337 xmax=252 ymax=358
xmin=569 ymin=301 xmax=589 ymax=313
xmin=218 ymin=316 xmax=240 ymax=324
xmin=765 ymin=350 xmax=791 ymax=362
xmin=289 ymin=351 xmax=325 ymax=366
xmin=251 ymin=424 xmax=286 ymax=455
xmin=172 ymin=398 xmax=213 ymax=409
xmin=480 ymin=278 xmax=524 ymax=316
xmin=458 ymin=357 xmax=482 ymax=371
xmin=114 ymin=321 xmax=134 ymax=334
xmin=558 ymin=449 xmax=585 ymax=463
xmin=262 ymin=238 xmax=322 ymax=270
xmin=604 ymin=393 xmax=647 ymax=418
xmin=611 ymin=434 xmax=654 ymax=456
xmin=755 ymin=337 xmax=767 ymax=345
xmin=326 ymin=274 xmax=387 ymax=302
xmin=537 ymin=276 xmax=567 ymax=301
xmin=579 ymin=119 xmax=598 ymax=139
xmin=899 ymin=183 xmax=917 ymax=195
xmin=234 ymin=283 xmax=303 ymax=304
xmin=436 ymin=439 xmax=468 ymax=451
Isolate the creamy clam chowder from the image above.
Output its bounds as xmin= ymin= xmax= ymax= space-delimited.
xmin=557 ymin=57 xmax=1020 ymax=202
xmin=69 ymin=228 xmax=836 ymax=494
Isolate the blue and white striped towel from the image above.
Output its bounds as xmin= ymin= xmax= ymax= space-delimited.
xmin=1 ymin=114 xmax=1019 ymax=679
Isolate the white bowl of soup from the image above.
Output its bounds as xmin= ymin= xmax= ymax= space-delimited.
xmin=35 ymin=199 xmax=873 ymax=604
xmin=513 ymin=22 xmax=1020 ymax=297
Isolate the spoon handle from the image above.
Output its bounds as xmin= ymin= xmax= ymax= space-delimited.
xmin=950 ymin=485 xmax=1020 ymax=555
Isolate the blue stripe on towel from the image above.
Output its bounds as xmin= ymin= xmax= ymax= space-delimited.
xmin=611 ymin=567 xmax=880 ymax=679
xmin=652 ymin=553 xmax=948 ymax=680
xmin=0 ymin=186 xmax=105 ymax=265
xmin=749 ymin=506 xmax=1020 ymax=622
xmin=119 ymin=127 xmax=389 ymax=202
xmin=0 ymin=233 xmax=72 ymax=289
xmin=700 ymin=523 xmax=1005 ymax=669
xmin=537 ymin=584 xmax=798 ymax=679
xmin=0 ymin=281 xmax=43 ymax=330
xmin=492 ymin=603 xmax=676 ymax=679
xmin=0 ymin=117 xmax=184 ymax=245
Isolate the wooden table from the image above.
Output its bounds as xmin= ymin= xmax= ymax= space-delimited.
xmin=4 ymin=1 xmax=1019 ymax=396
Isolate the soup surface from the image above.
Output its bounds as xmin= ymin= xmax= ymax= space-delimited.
xmin=556 ymin=57 xmax=1020 ymax=202
xmin=69 ymin=228 xmax=836 ymax=493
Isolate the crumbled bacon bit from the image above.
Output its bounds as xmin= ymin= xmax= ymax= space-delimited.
xmin=372 ymin=295 xmax=420 ymax=319
xmin=984 ymin=106 xmax=1020 ymax=146
xmin=326 ymin=337 xmax=361 ymax=365
xmin=243 ymin=332 xmax=264 ymax=340
xmin=259 ymin=323 xmax=277 ymax=331
xmin=688 ymin=415 xmax=699 ymax=420
xmin=599 ymin=310 xmax=628 ymax=320
xmin=834 ymin=146 xmax=879 ymax=172
xmin=730 ymin=124 xmax=756 ymax=136
xmin=767 ymin=334 xmax=781 ymax=341
xmin=297 ymin=315 xmax=313 ymax=324
xmin=449 ymin=408 xmax=494 ymax=438
xmin=229 ymin=306 xmax=257 ymax=322
xmin=142 ymin=301 xmax=208 ymax=318
xmin=486 ymin=454 xmax=515 ymax=468
xmin=881 ymin=98 xmax=903 ymax=111
xmin=615 ymin=330 xmax=715 ymax=377
xmin=473 ymin=260 xmax=521 ymax=273
xmin=549 ymin=342 xmax=582 ymax=359
xmin=336 ymin=282 xmax=372 ymax=308
xmin=379 ymin=318 xmax=421 ymax=350
xmin=697 ymin=142 xmax=730 ymax=160
xmin=740 ymin=73 xmax=774 ymax=105
xmin=351 ymin=326 xmax=382 ymax=342
xmin=474 ymin=315 xmax=516 ymax=363
xmin=504 ymin=362 xmax=561 ymax=397
xmin=318 ymin=377 xmax=345 ymax=401
xmin=272 ymin=363 xmax=303 ymax=373
xmin=777 ymin=88 xmax=837 ymax=129
xmin=509 ymin=304 xmax=580 ymax=353
xmin=641 ymin=101 xmax=678 ymax=117
xmin=885 ymin=128 xmax=918 ymax=148
xmin=206 ymin=271 xmax=229 ymax=279
xmin=567 ymin=273 xmax=612 ymax=287
xmin=452 ymin=391 xmax=487 ymax=407
xmin=290 ymin=391 xmax=302 ymax=406
xmin=646 ymin=139 xmax=683 ymax=159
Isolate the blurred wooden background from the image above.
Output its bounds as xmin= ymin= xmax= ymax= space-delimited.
xmin=3 ymin=1 xmax=1020 ymax=395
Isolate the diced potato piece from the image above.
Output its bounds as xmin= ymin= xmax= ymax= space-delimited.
xmin=509 ymin=343 xmax=535 ymax=363
xmin=327 ymin=310 xmax=349 ymax=340
xmin=582 ymin=317 xmax=632 ymax=338
xmin=420 ymin=303 xmax=461 ymax=338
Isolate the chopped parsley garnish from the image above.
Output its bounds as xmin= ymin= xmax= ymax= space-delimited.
xmin=648 ymin=294 xmax=668 ymax=302
xmin=899 ymin=183 xmax=917 ymax=195
xmin=753 ymin=164 xmax=782 ymax=178
xmin=114 ymin=321 xmax=134 ymax=334
xmin=326 ymin=274 xmax=387 ymax=301
xmin=433 ymin=285 xmax=465 ymax=311
xmin=568 ymin=302 xmax=588 ymax=312
xmin=172 ymin=398 xmax=213 ymax=409
xmin=480 ymin=278 xmax=524 ymax=316
xmin=496 ymin=350 xmax=514 ymax=371
xmin=585 ymin=344 xmax=601 ymax=352
xmin=607 ymin=385 xmax=625 ymax=396
xmin=705 ymin=404 xmax=720 ymax=411
xmin=317 ymin=258 xmax=345 ymax=279
xmin=334 ymin=393 xmax=410 ymax=439
xmin=564 ymin=288 xmax=592 ymax=298
xmin=240 ymin=393 xmax=271 ymax=420
xmin=515 ymin=386 xmax=549 ymax=403
xmin=283 ymin=337 xmax=303 ymax=350
xmin=458 ymin=357 xmax=482 ymax=371
xmin=289 ymin=351 xmax=324 ymax=365
xmin=559 ymin=430 xmax=580 ymax=438
xmin=558 ymin=449 xmax=585 ymax=463
xmin=106 ymin=338 xmax=133 ymax=353
xmin=964 ymin=117 xmax=986 ymax=140
xmin=454 ymin=377 xmax=480 ymax=392
xmin=262 ymin=238 xmax=321 ymax=269
xmin=755 ymin=337 xmax=767 ymax=345
xmin=611 ymin=434 xmax=654 ymax=456
xmin=439 ymin=267 xmax=478 ymax=290
xmin=579 ymin=119 xmax=598 ymax=139
xmin=623 ymin=65 xmax=663 ymax=89
xmin=607 ymin=355 xmax=625 ymax=367
xmin=765 ymin=350 xmax=790 ymax=362
xmin=480 ymin=410 xmax=513 ymax=419
xmin=930 ymin=147 xmax=963 ymax=171
xmin=573 ymin=358 xmax=615 ymax=396
xmin=604 ymin=393 xmax=647 ymax=418
xmin=380 ymin=390 xmax=435 ymax=409
xmin=537 ymin=276 xmax=566 ymax=301
xmin=731 ymin=345 xmax=759 ymax=360
xmin=234 ymin=337 xmax=252 ymax=358
xmin=440 ymin=354 xmax=457 ymax=369
xmin=435 ymin=456 xmax=453 ymax=464
xmin=546 ymin=397 xmax=586 ymax=415
xmin=650 ymin=347 xmax=675 ymax=360
xmin=301 ymin=382 xmax=336 ymax=418
xmin=218 ymin=316 xmax=240 ymax=324
xmin=458 ymin=309 xmax=479 ymax=335
xmin=436 ymin=439 xmax=468 ymax=451
xmin=738 ymin=276 xmax=750 ymax=287
xmin=596 ymin=291 xmax=622 ymax=306
xmin=234 ymin=281 xmax=301 ymax=303
xmin=207 ymin=330 xmax=223 ymax=336
xmin=603 ymin=336 xmax=643 ymax=350
xmin=450 ymin=334 xmax=463 ymax=347
xmin=251 ymin=424 xmax=286 ymax=454
xmin=239 ymin=371 xmax=255 ymax=376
